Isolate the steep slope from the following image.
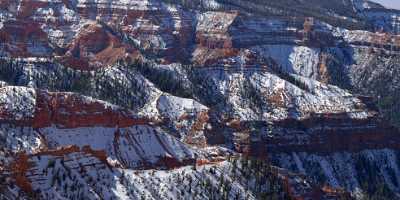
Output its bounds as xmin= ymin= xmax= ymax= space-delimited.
xmin=1 ymin=0 xmax=400 ymax=199
xmin=0 ymin=85 xmax=348 ymax=199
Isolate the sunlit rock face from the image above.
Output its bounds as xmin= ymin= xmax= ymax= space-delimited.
xmin=2 ymin=0 xmax=400 ymax=199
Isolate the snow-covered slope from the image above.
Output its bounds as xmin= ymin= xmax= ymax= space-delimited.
xmin=2 ymin=0 xmax=400 ymax=199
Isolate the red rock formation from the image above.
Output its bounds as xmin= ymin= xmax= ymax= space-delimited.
xmin=278 ymin=168 xmax=352 ymax=200
xmin=0 ymin=108 xmax=11 ymax=121
xmin=192 ymin=47 xmax=239 ymax=66
xmin=184 ymin=111 xmax=210 ymax=147
xmin=81 ymin=145 xmax=109 ymax=165
xmin=156 ymin=156 xmax=194 ymax=169
xmin=33 ymin=145 xmax=109 ymax=167
xmin=33 ymin=90 xmax=148 ymax=128
xmin=35 ymin=145 xmax=81 ymax=157
xmin=10 ymin=153 xmax=33 ymax=194
xmin=0 ymin=20 xmax=52 ymax=57
xmin=233 ymin=115 xmax=400 ymax=156
xmin=8 ymin=145 xmax=114 ymax=195
xmin=16 ymin=0 xmax=49 ymax=19
xmin=59 ymin=22 xmax=141 ymax=70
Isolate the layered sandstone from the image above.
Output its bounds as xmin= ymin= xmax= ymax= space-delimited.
xmin=33 ymin=90 xmax=148 ymax=128
xmin=1 ymin=0 xmax=400 ymax=199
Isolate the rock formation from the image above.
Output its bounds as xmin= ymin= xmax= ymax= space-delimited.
xmin=1 ymin=0 xmax=400 ymax=199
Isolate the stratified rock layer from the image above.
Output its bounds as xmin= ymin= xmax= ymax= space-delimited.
xmin=1 ymin=0 xmax=400 ymax=199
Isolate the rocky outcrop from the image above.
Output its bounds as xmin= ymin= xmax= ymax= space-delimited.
xmin=0 ymin=0 xmax=199 ymax=68
xmin=59 ymin=22 xmax=141 ymax=70
xmin=0 ymin=86 xmax=149 ymax=128
xmin=9 ymin=153 xmax=32 ymax=195
xmin=2 ymin=0 xmax=400 ymax=199
xmin=232 ymin=114 xmax=400 ymax=156
xmin=33 ymin=90 xmax=148 ymax=128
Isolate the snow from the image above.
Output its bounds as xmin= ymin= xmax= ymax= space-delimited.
xmin=364 ymin=9 xmax=400 ymax=32
xmin=199 ymin=69 xmax=371 ymax=121
xmin=253 ymin=45 xmax=321 ymax=78
xmin=0 ymin=86 xmax=36 ymax=120
xmin=40 ymin=125 xmax=195 ymax=168
xmin=317 ymin=157 xmax=340 ymax=187
xmin=0 ymin=125 xmax=43 ymax=153
xmin=41 ymin=126 xmax=117 ymax=150
xmin=351 ymin=0 xmax=380 ymax=11
xmin=197 ymin=11 xmax=238 ymax=32
xmin=292 ymin=152 xmax=306 ymax=174
xmin=275 ymin=149 xmax=400 ymax=196
xmin=157 ymin=94 xmax=208 ymax=120
xmin=117 ymin=126 xmax=194 ymax=166
xmin=1 ymin=1 xmax=400 ymax=199
xmin=0 ymin=81 xmax=7 ymax=88
xmin=25 ymin=152 xmax=302 ymax=200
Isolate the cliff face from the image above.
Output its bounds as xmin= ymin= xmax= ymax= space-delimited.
xmin=1 ymin=0 xmax=400 ymax=199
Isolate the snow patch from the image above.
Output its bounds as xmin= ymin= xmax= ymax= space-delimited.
xmin=0 ymin=86 xmax=36 ymax=120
